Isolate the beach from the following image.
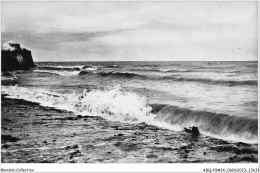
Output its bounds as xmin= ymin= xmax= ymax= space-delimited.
xmin=1 ymin=94 xmax=258 ymax=163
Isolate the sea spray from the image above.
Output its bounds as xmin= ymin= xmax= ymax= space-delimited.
xmin=1 ymin=85 xmax=155 ymax=123
xmin=73 ymin=84 xmax=155 ymax=123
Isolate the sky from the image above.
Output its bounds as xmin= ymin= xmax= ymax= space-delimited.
xmin=1 ymin=1 xmax=258 ymax=61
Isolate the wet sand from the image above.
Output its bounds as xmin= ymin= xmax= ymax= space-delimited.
xmin=1 ymin=94 xmax=258 ymax=163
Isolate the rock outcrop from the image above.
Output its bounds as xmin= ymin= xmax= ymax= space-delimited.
xmin=1 ymin=41 xmax=35 ymax=71
xmin=184 ymin=126 xmax=200 ymax=136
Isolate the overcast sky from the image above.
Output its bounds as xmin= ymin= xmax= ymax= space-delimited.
xmin=1 ymin=1 xmax=258 ymax=61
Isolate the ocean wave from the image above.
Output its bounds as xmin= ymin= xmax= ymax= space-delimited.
xmin=98 ymin=72 xmax=142 ymax=78
xmin=101 ymin=65 xmax=120 ymax=69
xmin=160 ymin=69 xmax=194 ymax=73
xmin=130 ymin=68 xmax=193 ymax=73
xmin=156 ymin=106 xmax=258 ymax=143
xmin=37 ymin=66 xmax=81 ymax=71
xmin=35 ymin=65 xmax=100 ymax=75
xmin=82 ymin=65 xmax=100 ymax=71
xmin=34 ymin=69 xmax=80 ymax=76
xmin=35 ymin=66 xmax=256 ymax=87
xmin=79 ymin=71 xmax=257 ymax=86
xmin=107 ymin=65 xmax=119 ymax=68
xmin=78 ymin=70 xmax=92 ymax=75
xmin=79 ymin=71 xmax=146 ymax=79
xmin=162 ymin=76 xmax=258 ymax=86
xmin=1 ymin=85 xmax=257 ymax=143
xmin=1 ymin=85 xmax=155 ymax=123
xmin=83 ymin=67 xmax=98 ymax=71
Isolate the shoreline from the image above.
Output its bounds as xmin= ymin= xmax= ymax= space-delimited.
xmin=1 ymin=94 xmax=258 ymax=163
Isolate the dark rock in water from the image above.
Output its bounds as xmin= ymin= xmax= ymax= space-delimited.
xmin=2 ymin=135 xmax=20 ymax=143
xmin=1 ymin=41 xmax=35 ymax=71
xmin=184 ymin=126 xmax=200 ymax=136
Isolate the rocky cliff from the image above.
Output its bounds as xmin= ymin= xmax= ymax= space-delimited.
xmin=1 ymin=41 xmax=35 ymax=71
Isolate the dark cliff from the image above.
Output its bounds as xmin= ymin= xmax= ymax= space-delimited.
xmin=1 ymin=41 xmax=35 ymax=72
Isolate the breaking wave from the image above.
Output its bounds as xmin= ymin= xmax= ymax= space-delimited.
xmin=1 ymin=85 xmax=257 ymax=143
xmin=1 ymin=85 xmax=155 ymax=124
xmin=156 ymin=106 xmax=258 ymax=143
xmin=37 ymin=66 xmax=81 ymax=71
xmin=82 ymin=65 xmax=99 ymax=71
xmin=34 ymin=69 xmax=80 ymax=76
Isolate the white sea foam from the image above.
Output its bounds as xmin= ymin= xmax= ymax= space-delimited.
xmin=82 ymin=67 xmax=98 ymax=71
xmin=1 ymin=85 xmax=179 ymax=131
xmin=1 ymin=85 xmax=156 ymax=124
xmin=37 ymin=65 xmax=84 ymax=69
xmin=56 ymin=65 xmax=84 ymax=69
xmin=34 ymin=69 xmax=80 ymax=76
xmin=1 ymin=76 xmax=18 ymax=80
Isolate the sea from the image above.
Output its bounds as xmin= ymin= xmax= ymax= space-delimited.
xmin=1 ymin=61 xmax=258 ymax=144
